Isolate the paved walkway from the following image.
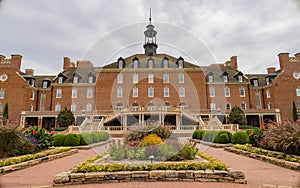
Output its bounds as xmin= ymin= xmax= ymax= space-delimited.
xmin=0 ymin=143 xmax=299 ymax=188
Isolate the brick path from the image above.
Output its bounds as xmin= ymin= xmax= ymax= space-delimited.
xmin=0 ymin=143 xmax=299 ymax=188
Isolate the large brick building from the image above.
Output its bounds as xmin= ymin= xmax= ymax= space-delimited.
xmin=0 ymin=19 xmax=299 ymax=129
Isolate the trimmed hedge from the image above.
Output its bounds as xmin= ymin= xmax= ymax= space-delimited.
xmin=231 ymin=131 xmax=249 ymax=144
xmin=53 ymin=132 xmax=109 ymax=146
xmin=192 ymin=130 xmax=205 ymax=140
xmin=192 ymin=130 xmax=232 ymax=144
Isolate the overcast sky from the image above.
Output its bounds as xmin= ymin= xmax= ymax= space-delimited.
xmin=0 ymin=0 xmax=300 ymax=75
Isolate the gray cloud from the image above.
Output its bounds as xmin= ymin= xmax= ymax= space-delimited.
xmin=0 ymin=0 xmax=299 ymax=75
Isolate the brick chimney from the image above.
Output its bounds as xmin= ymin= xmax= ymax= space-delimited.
xmin=278 ymin=53 xmax=289 ymax=70
xmin=230 ymin=56 xmax=238 ymax=70
xmin=0 ymin=55 xmax=5 ymax=63
xmin=25 ymin=69 xmax=34 ymax=76
xmin=295 ymin=53 xmax=300 ymax=59
xmin=267 ymin=67 xmax=276 ymax=74
xmin=63 ymin=57 xmax=71 ymax=71
xmin=11 ymin=54 xmax=22 ymax=72
xmin=76 ymin=60 xmax=94 ymax=68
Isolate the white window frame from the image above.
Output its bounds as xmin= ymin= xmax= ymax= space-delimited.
xmin=30 ymin=91 xmax=35 ymax=100
xmin=224 ymin=87 xmax=230 ymax=97
xmin=133 ymin=60 xmax=139 ymax=69
xmin=73 ymin=76 xmax=78 ymax=84
xmin=238 ymin=75 xmax=243 ymax=82
xmin=0 ymin=90 xmax=5 ymax=99
xmin=241 ymin=102 xmax=247 ymax=110
xmin=210 ymin=103 xmax=216 ymax=110
xmin=118 ymin=60 xmax=123 ymax=69
xmin=179 ymin=73 xmax=184 ymax=83
xmin=71 ymin=103 xmax=77 ymax=112
xmin=266 ymin=77 xmax=270 ymax=85
xmin=210 ymin=86 xmax=215 ymax=97
xmin=267 ymin=103 xmax=272 ymax=110
xmin=223 ymin=75 xmax=228 ymax=82
xmin=148 ymin=87 xmax=154 ymax=97
xmin=240 ymin=87 xmax=245 ymax=97
xmin=208 ymin=75 xmax=213 ymax=82
xmin=164 ymin=87 xmax=170 ymax=97
xmin=55 ymin=103 xmax=61 ymax=111
xmin=87 ymin=88 xmax=93 ymax=98
xmin=29 ymin=104 xmax=33 ymax=111
xmin=253 ymin=79 xmax=258 ymax=87
xmin=296 ymin=88 xmax=300 ymax=96
xmin=163 ymin=59 xmax=169 ymax=68
xmin=117 ymin=87 xmax=122 ymax=98
xmin=86 ymin=103 xmax=92 ymax=111
xmin=179 ymin=86 xmax=185 ymax=97
xmin=133 ymin=73 xmax=138 ymax=83
xmin=266 ymin=89 xmax=271 ymax=98
xmin=56 ymin=88 xmax=62 ymax=98
xmin=72 ymin=88 xmax=77 ymax=98
xmin=148 ymin=74 xmax=154 ymax=83
xmin=178 ymin=60 xmax=183 ymax=68
xmin=88 ymin=76 xmax=94 ymax=84
xmin=58 ymin=77 xmax=63 ymax=84
xmin=117 ymin=74 xmax=123 ymax=83
xmin=133 ymin=87 xmax=138 ymax=97
xmin=163 ymin=73 xmax=169 ymax=83
xmin=42 ymin=81 xmax=48 ymax=88
xmin=148 ymin=59 xmax=154 ymax=68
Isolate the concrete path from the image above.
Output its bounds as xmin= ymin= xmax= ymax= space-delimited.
xmin=0 ymin=142 xmax=299 ymax=188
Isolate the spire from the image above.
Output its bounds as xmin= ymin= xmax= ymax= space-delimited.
xmin=143 ymin=7 xmax=158 ymax=56
xmin=149 ymin=7 xmax=152 ymax=24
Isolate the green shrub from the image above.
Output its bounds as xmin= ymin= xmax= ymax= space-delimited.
xmin=53 ymin=127 xmax=68 ymax=132
xmin=246 ymin=128 xmax=263 ymax=147
xmin=53 ymin=134 xmax=66 ymax=146
xmin=0 ymin=126 xmax=24 ymax=158
xmin=28 ymin=126 xmax=53 ymax=149
xmin=202 ymin=130 xmax=218 ymax=142
xmin=231 ymin=131 xmax=249 ymax=144
xmin=63 ymin=133 xmax=80 ymax=146
xmin=214 ymin=131 xmax=232 ymax=144
xmin=91 ymin=132 xmax=109 ymax=143
xmin=80 ymin=133 xmax=92 ymax=145
xmin=192 ymin=130 xmax=205 ymax=140
xmin=109 ymin=144 xmax=126 ymax=160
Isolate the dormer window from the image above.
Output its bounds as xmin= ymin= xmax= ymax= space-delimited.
xmin=207 ymin=72 xmax=214 ymax=82
xmin=133 ymin=57 xmax=139 ymax=69
xmin=42 ymin=81 xmax=48 ymax=88
xmin=253 ymin=79 xmax=258 ymax=87
xmin=266 ymin=77 xmax=270 ymax=85
xmin=58 ymin=77 xmax=63 ymax=84
xmin=177 ymin=57 xmax=184 ymax=68
xmin=118 ymin=58 xmax=124 ymax=69
xmin=162 ymin=57 xmax=169 ymax=68
xmin=238 ymin=75 xmax=243 ymax=82
xmin=73 ymin=76 xmax=78 ymax=84
xmin=29 ymin=78 xmax=35 ymax=86
xmin=222 ymin=72 xmax=229 ymax=82
xmin=148 ymin=58 xmax=154 ymax=68
xmin=88 ymin=73 xmax=95 ymax=83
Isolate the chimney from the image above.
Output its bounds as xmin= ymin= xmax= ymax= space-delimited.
xmin=267 ymin=67 xmax=276 ymax=74
xmin=278 ymin=53 xmax=289 ymax=70
xmin=0 ymin=55 xmax=5 ymax=63
xmin=25 ymin=69 xmax=34 ymax=76
xmin=76 ymin=60 xmax=94 ymax=68
xmin=63 ymin=57 xmax=71 ymax=71
xmin=230 ymin=56 xmax=238 ymax=70
xmin=295 ymin=53 xmax=300 ymax=59
xmin=11 ymin=54 xmax=22 ymax=72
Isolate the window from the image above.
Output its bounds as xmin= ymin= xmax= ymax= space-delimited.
xmin=163 ymin=73 xmax=169 ymax=83
xmin=133 ymin=73 xmax=138 ymax=83
xmin=148 ymin=58 xmax=154 ymax=68
xmin=0 ymin=89 xmax=5 ymax=99
xmin=240 ymin=87 xmax=245 ymax=97
xmin=163 ymin=59 xmax=169 ymax=68
xmin=267 ymin=103 xmax=272 ymax=109
xmin=241 ymin=102 xmax=247 ymax=110
xmin=42 ymin=81 xmax=48 ymax=88
xmin=179 ymin=86 xmax=185 ymax=97
xmin=118 ymin=60 xmax=124 ymax=69
xmin=296 ymin=88 xmax=300 ymax=96
xmin=88 ymin=76 xmax=94 ymax=84
xmin=71 ymin=103 xmax=76 ymax=112
xmin=208 ymin=75 xmax=213 ymax=82
xmin=117 ymin=74 xmax=123 ymax=83
xmin=30 ymin=79 xmax=35 ymax=86
xmin=133 ymin=59 xmax=139 ymax=69
xmin=29 ymin=104 xmax=33 ymax=111
xmin=164 ymin=87 xmax=170 ymax=97
xmin=0 ymin=103 xmax=2 ymax=113
xmin=116 ymin=103 xmax=123 ymax=111
xmin=72 ymin=88 xmax=77 ymax=98
xmin=133 ymin=87 xmax=138 ymax=97
xmin=210 ymin=86 xmax=215 ymax=97
xmin=87 ymin=88 xmax=93 ymax=98
xmin=179 ymin=73 xmax=184 ymax=83
xmin=56 ymin=89 xmax=62 ymax=98
xmin=30 ymin=91 xmax=34 ymax=100
xmin=224 ymin=87 xmax=230 ymax=97
xmin=117 ymin=87 xmax=122 ymax=98
xmin=73 ymin=76 xmax=78 ymax=84
xmin=298 ymin=102 xmax=300 ymax=110
xmin=255 ymin=91 xmax=261 ymax=109
xmin=55 ymin=103 xmax=61 ymax=111
xmin=86 ymin=103 xmax=92 ymax=111
xmin=148 ymin=74 xmax=154 ymax=83
xmin=58 ymin=77 xmax=63 ymax=84
xmin=223 ymin=75 xmax=228 ymax=82
xmin=148 ymin=87 xmax=154 ymax=97
xmin=266 ymin=77 xmax=270 ymax=85
xmin=238 ymin=75 xmax=243 ymax=82
xmin=266 ymin=89 xmax=271 ymax=98
xmin=225 ymin=103 xmax=231 ymax=110
xmin=253 ymin=79 xmax=258 ymax=87
xmin=210 ymin=103 xmax=216 ymax=110
xmin=178 ymin=60 xmax=183 ymax=68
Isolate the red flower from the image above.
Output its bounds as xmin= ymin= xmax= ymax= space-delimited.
xmin=32 ymin=130 xmax=37 ymax=135
xmin=50 ymin=131 xmax=54 ymax=134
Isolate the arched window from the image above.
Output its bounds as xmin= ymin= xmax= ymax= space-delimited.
xmin=148 ymin=58 xmax=154 ymax=68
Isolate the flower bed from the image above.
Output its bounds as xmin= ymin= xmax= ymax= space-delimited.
xmin=225 ymin=145 xmax=300 ymax=171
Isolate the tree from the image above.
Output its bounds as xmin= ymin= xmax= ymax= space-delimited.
xmin=293 ymin=101 xmax=298 ymax=121
xmin=56 ymin=108 xmax=75 ymax=127
xmin=2 ymin=102 xmax=8 ymax=126
xmin=228 ymin=106 xmax=247 ymax=125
